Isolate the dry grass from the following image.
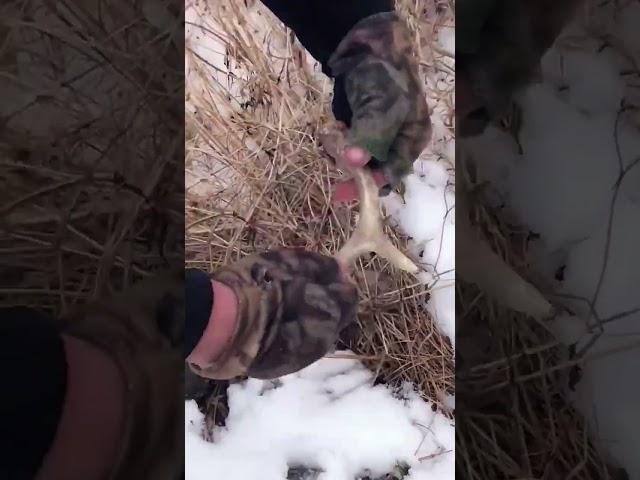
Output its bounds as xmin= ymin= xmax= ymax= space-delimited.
xmin=456 ymin=153 xmax=622 ymax=478
xmin=0 ymin=1 xmax=183 ymax=315
xmin=455 ymin=304 xmax=622 ymax=479
xmin=455 ymin=212 xmax=621 ymax=480
xmin=185 ymin=0 xmax=455 ymax=410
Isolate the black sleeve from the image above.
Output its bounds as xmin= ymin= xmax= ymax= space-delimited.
xmin=260 ymin=0 xmax=393 ymax=75
xmin=0 ymin=308 xmax=68 ymax=480
xmin=260 ymin=0 xmax=394 ymax=125
xmin=0 ymin=273 xmax=215 ymax=478
xmin=185 ymin=269 xmax=215 ymax=359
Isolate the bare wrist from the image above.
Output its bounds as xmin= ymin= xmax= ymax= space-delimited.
xmin=187 ymin=280 xmax=238 ymax=369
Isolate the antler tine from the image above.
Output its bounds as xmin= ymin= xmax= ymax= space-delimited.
xmin=457 ymin=183 xmax=554 ymax=320
xmin=319 ymin=129 xmax=419 ymax=275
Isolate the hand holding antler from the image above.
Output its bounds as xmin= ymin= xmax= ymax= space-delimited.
xmin=319 ymin=129 xmax=419 ymax=275
xmin=319 ymin=12 xmax=432 ymax=275
xmin=327 ymin=12 xmax=432 ymax=193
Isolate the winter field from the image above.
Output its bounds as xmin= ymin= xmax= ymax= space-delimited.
xmin=185 ymin=1 xmax=455 ymax=479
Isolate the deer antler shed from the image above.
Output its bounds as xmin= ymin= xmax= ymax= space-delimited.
xmin=319 ymin=129 xmax=420 ymax=275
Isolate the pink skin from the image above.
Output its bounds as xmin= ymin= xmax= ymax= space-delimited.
xmin=331 ymin=123 xmax=388 ymax=204
xmin=36 ymin=335 xmax=125 ymax=480
xmin=333 ymin=169 xmax=387 ymax=203
xmin=335 ymin=258 xmax=354 ymax=284
xmin=39 ymin=277 xmax=349 ymax=478
xmin=187 ymin=280 xmax=238 ymax=369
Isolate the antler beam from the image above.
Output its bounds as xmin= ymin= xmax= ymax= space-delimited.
xmin=319 ymin=129 xmax=419 ymax=275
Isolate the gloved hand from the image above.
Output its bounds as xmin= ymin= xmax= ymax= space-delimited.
xmin=187 ymin=248 xmax=358 ymax=380
xmin=327 ymin=12 xmax=432 ymax=195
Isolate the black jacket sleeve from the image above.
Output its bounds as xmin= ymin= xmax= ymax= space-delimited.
xmin=1 ymin=308 xmax=68 ymax=479
xmin=260 ymin=0 xmax=393 ymax=74
xmin=184 ymin=269 xmax=215 ymax=359
xmin=260 ymin=0 xmax=394 ymax=124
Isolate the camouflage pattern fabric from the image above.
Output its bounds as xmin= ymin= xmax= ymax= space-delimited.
xmin=193 ymin=249 xmax=358 ymax=380
xmin=327 ymin=12 xmax=432 ymax=192
xmin=58 ymin=271 xmax=185 ymax=480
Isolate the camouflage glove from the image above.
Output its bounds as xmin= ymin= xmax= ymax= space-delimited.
xmin=328 ymin=12 xmax=432 ymax=192
xmin=190 ymin=249 xmax=358 ymax=381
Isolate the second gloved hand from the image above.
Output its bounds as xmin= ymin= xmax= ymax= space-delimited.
xmin=328 ymin=11 xmax=432 ymax=193
xmin=187 ymin=249 xmax=358 ymax=380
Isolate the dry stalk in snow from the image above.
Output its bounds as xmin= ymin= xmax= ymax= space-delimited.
xmin=318 ymin=129 xmax=419 ymax=275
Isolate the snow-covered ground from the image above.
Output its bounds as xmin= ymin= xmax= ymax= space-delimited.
xmin=184 ymin=149 xmax=456 ymax=478
xmin=186 ymin=355 xmax=454 ymax=480
xmin=185 ymin=1 xmax=455 ymax=479
xmin=461 ymin=3 xmax=640 ymax=478
xmin=382 ymin=158 xmax=455 ymax=345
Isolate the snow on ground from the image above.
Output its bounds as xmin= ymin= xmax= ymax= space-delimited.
xmin=382 ymin=159 xmax=456 ymax=345
xmin=461 ymin=3 xmax=640 ymax=478
xmin=185 ymin=354 xmax=454 ymax=480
